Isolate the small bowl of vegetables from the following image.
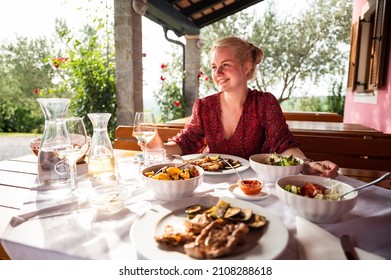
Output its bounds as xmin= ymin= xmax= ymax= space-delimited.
xmin=249 ymin=153 xmax=304 ymax=183
xmin=275 ymin=175 xmax=358 ymax=223
xmin=142 ymin=163 xmax=204 ymax=200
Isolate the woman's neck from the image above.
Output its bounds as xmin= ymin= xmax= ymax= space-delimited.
xmin=221 ymin=87 xmax=248 ymax=108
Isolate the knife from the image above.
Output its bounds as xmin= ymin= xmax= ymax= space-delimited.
xmin=340 ymin=234 xmax=359 ymax=260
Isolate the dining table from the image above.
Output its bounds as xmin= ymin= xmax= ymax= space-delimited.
xmin=0 ymin=150 xmax=390 ymax=260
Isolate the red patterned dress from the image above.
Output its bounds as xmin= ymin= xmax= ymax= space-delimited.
xmin=169 ymin=89 xmax=299 ymax=159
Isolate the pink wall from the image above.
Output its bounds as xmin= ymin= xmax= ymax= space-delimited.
xmin=343 ymin=0 xmax=391 ymax=133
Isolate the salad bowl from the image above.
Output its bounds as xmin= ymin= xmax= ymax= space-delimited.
xmin=249 ymin=153 xmax=303 ymax=182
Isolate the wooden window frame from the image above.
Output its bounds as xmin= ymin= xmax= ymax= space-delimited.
xmin=347 ymin=0 xmax=390 ymax=93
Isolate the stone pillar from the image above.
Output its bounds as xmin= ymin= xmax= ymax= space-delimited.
xmin=184 ymin=35 xmax=201 ymax=116
xmin=114 ymin=0 xmax=144 ymax=126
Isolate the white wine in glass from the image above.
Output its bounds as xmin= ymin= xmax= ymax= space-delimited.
xmin=53 ymin=117 xmax=89 ymax=202
xmin=133 ymin=112 xmax=157 ymax=161
xmin=133 ymin=112 xmax=157 ymax=144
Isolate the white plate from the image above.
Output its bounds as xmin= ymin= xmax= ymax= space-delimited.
xmin=130 ymin=195 xmax=289 ymax=260
xmin=229 ymin=184 xmax=271 ymax=201
xmin=182 ymin=153 xmax=250 ymax=175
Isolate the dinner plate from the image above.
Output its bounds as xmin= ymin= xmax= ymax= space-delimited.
xmin=229 ymin=184 xmax=271 ymax=201
xmin=182 ymin=153 xmax=250 ymax=175
xmin=130 ymin=195 xmax=289 ymax=260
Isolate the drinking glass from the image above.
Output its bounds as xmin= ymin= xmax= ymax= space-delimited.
xmin=53 ymin=117 xmax=89 ymax=202
xmin=132 ymin=112 xmax=157 ymax=159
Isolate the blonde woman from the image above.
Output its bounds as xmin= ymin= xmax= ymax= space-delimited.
xmin=142 ymin=36 xmax=338 ymax=178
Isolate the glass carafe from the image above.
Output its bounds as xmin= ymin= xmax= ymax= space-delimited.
xmin=87 ymin=113 xmax=115 ymax=180
xmin=37 ymin=98 xmax=71 ymax=186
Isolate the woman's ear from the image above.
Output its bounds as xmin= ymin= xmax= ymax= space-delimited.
xmin=244 ymin=61 xmax=252 ymax=76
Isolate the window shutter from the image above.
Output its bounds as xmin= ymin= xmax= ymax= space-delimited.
xmin=369 ymin=0 xmax=389 ymax=89
xmin=347 ymin=21 xmax=360 ymax=90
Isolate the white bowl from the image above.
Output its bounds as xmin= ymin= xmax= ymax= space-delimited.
xmin=142 ymin=163 xmax=204 ymax=200
xmin=249 ymin=154 xmax=304 ymax=183
xmin=275 ymin=175 xmax=358 ymax=223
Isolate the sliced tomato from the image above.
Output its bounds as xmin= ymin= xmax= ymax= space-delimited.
xmin=300 ymin=182 xmax=325 ymax=197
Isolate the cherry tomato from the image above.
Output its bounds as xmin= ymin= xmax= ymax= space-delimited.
xmin=300 ymin=182 xmax=325 ymax=197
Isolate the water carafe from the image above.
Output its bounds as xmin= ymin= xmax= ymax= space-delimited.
xmin=87 ymin=113 xmax=115 ymax=180
xmin=37 ymin=98 xmax=71 ymax=186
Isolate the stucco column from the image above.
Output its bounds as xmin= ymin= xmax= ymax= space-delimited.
xmin=184 ymin=35 xmax=201 ymax=116
xmin=114 ymin=0 xmax=144 ymax=126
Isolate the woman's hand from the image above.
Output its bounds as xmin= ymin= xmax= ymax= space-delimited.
xmin=138 ymin=131 xmax=164 ymax=150
xmin=302 ymin=160 xmax=339 ymax=178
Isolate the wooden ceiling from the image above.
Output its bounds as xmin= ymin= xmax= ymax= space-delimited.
xmin=144 ymin=0 xmax=264 ymax=36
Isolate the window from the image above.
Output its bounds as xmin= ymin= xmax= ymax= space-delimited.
xmin=347 ymin=0 xmax=390 ymax=94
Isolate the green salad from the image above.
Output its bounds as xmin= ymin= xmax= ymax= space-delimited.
xmin=267 ymin=154 xmax=301 ymax=166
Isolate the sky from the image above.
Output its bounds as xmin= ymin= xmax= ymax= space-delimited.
xmin=0 ymin=0 xmax=309 ymax=106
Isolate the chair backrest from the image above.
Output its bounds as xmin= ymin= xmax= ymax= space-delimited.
xmin=294 ymin=134 xmax=391 ymax=171
xmin=114 ymin=125 xmax=182 ymax=151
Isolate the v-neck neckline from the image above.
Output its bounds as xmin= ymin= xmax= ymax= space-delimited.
xmin=218 ymin=90 xmax=249 ymax=141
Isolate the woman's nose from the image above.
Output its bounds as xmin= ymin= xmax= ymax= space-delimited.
xmin=216 ymin=65 xmax=224 ymax=74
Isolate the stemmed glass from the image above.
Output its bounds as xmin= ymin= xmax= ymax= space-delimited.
xmin=132 ymin=112 xmax=157 ymax=159
xmin=53 ymin=117 xmax=89 ymax=202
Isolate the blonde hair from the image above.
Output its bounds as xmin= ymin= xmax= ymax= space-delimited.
xmin=210 ymin=36 xmax=264 ymax=80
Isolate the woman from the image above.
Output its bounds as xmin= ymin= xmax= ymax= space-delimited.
xmin=143 ymin=36 xmax=339 ymax=178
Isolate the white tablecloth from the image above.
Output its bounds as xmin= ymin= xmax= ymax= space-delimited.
xmin=1 ymin=166 xmax=391 ymax=260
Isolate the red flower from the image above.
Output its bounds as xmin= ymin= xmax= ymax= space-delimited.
xmin=160 ymin=63 xmax=167 ymax=69
xmin=53 ymin=58 xmax=60 ymax=68
xmin=204 ymin=75 xmax=209 ymax=81
xmin=33 ymin=88 xmax=39 ymax=95
xmin=198 ymin=71 xmax=204 ymax=78
xmin=160 ymin=75 xmax=166 ymax=81
xmin=52 ymin=57 xmax=68 ymax=68
xmin=173 ymin=100 xmax=181 ymax=107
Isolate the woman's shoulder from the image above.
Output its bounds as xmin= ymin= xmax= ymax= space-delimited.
xmin=248 ymin=89 xmax=279 ymax=103
xmin=199 ymin=92 xmax=220 ymax=102
xmin=195 ymin=92 xmax=220 ymax=108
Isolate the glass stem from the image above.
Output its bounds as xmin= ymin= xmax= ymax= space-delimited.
xmin=70 ymin=162 xmax=78 ymax=194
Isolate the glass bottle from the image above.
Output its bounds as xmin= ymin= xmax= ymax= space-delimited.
xmin=37 ymin=98 xmax=71 ymax=186
xmin=87 ymin=113 xmax=115 ymax=180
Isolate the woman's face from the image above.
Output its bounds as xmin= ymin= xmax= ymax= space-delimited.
xmin=210 ymin=47 xmax=249 ymax=93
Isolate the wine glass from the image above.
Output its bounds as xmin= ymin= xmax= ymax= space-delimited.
xmin=53 ymin=117 xmax=89 ymax=202
xmin=132 ymin=112 xmax=157 ymax=160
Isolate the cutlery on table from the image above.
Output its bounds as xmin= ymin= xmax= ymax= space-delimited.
xmin=340 ymin=234 xmax=359 ymax=260
xmin=9 ymin=200 xmax=87 ymax=227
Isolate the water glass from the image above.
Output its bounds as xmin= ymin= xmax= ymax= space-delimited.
xmin=115 ymin=156 xmax=140 ymax=188
xmin=145 ymin=148 xmax=166 ymax=167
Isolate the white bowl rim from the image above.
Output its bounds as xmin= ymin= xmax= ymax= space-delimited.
xmin=249 ymin=153 xmax=304 ymax=166
xmin=142 ymin=163 xmax=204 ymax=181
xmin=276 ymin=175 xmax=358 ymax=201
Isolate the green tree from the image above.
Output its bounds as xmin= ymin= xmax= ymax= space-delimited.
xmin=0 ymin=37 xmax=55 ymax=132
xmin=53 ymin=17 xmax=116 ymax=138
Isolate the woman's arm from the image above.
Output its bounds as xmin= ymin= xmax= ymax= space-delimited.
xmin=281 ymin=147 xmax=339 ymax=178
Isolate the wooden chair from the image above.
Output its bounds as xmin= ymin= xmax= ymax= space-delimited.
xmin=114 ymin=125 xmax=182 ymax=151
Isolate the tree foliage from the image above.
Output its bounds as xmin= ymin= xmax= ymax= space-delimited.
xmin=0 ymin=37 xmax=55 ymax=132
xmin=55 ymin=19 xmax=117 ymax=137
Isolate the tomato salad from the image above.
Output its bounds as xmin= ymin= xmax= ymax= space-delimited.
xmin=284 ymin=182 xmax=341 ymax=200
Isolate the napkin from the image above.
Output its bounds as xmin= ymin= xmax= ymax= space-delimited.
xmin=296 ymin=216 xmax=384 ymax=260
